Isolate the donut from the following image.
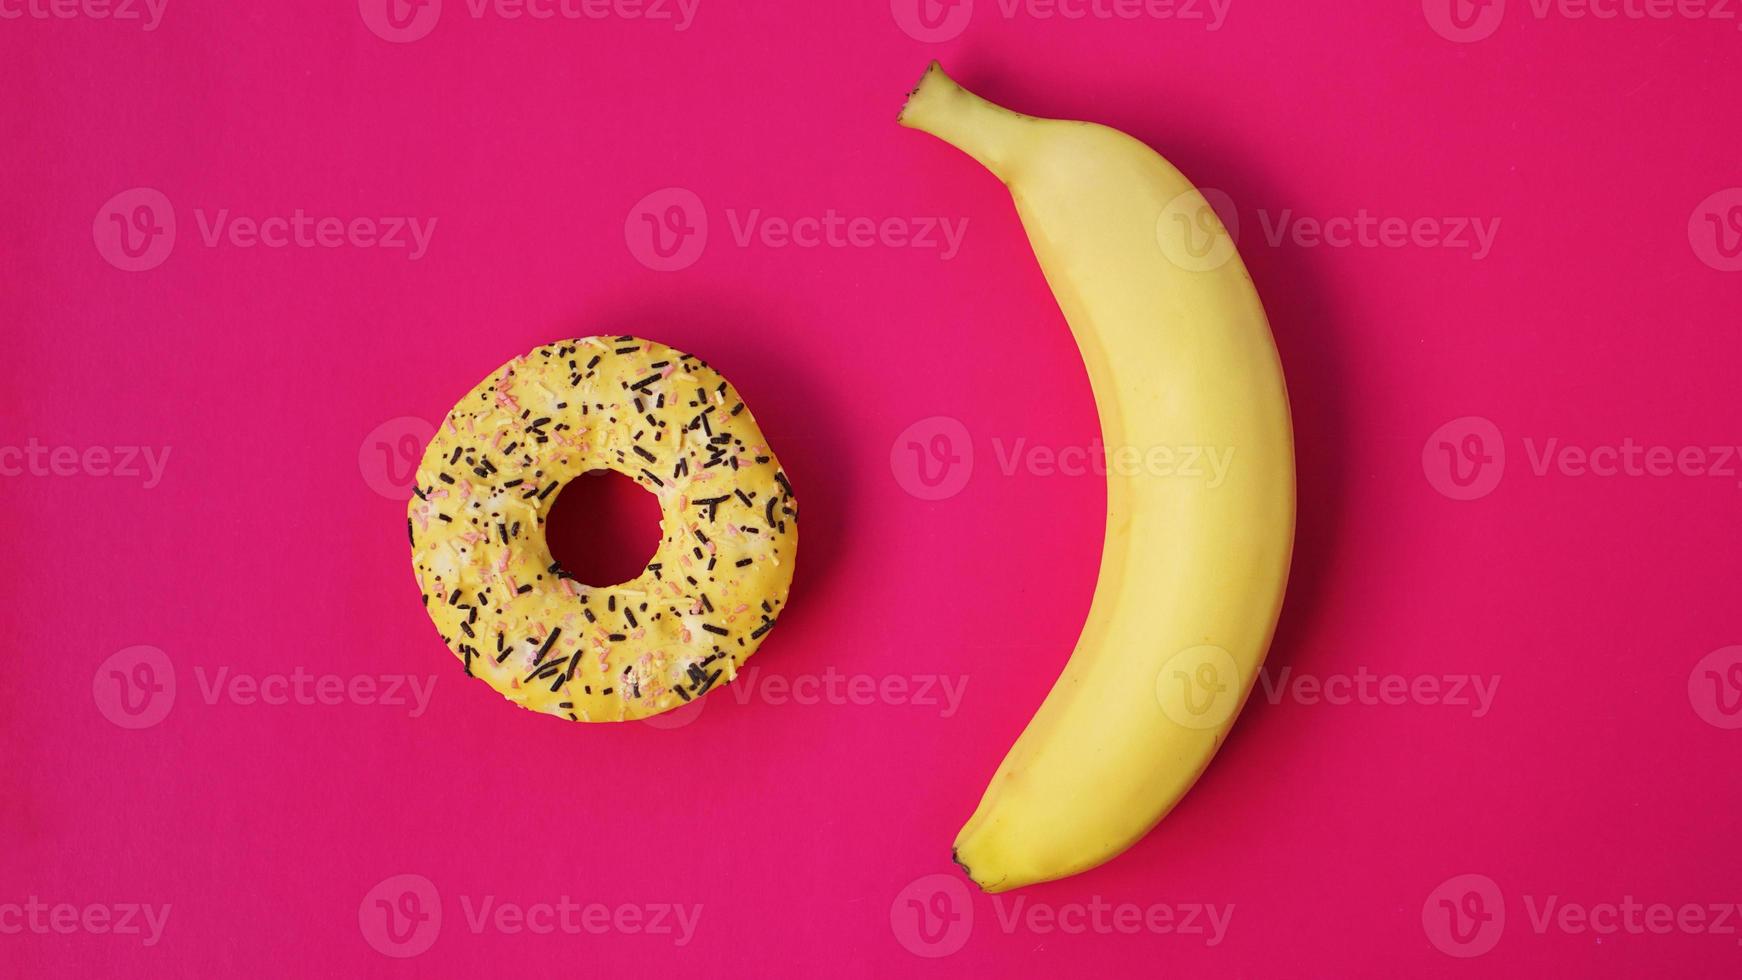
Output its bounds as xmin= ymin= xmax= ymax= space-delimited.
xmin=407 ymin=337 xmax=798 ymax=722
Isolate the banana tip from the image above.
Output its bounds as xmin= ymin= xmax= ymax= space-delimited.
xmin=897 ymin=60 xmax=946 ymax=126
xmin=950 ymin=846 xmax=988 ymax=892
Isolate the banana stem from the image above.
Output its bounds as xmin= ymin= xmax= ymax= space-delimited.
xmin=898 ymin=62 xmax=1029 ymax=181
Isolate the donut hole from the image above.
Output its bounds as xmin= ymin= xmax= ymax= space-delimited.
xmin=543 ymin=470 xmax=664 ymax=588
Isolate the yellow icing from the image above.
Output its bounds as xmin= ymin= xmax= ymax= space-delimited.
xmin=408 ymin=337 xmax=798 ymax=722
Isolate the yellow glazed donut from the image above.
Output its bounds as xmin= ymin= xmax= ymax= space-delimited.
xmin=408 ymin=337 xmax=798 ymax=722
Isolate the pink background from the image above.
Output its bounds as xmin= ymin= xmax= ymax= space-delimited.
xmin=5 ymin=0 xmax=1742 ymax=975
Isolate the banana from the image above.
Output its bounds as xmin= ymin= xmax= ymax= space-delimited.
xmin=900 ymin=63 xmax=1295 ymax=892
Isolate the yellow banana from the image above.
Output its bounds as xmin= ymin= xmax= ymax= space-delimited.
xmin=900 ymin=63 xmax=1296 ymax=892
